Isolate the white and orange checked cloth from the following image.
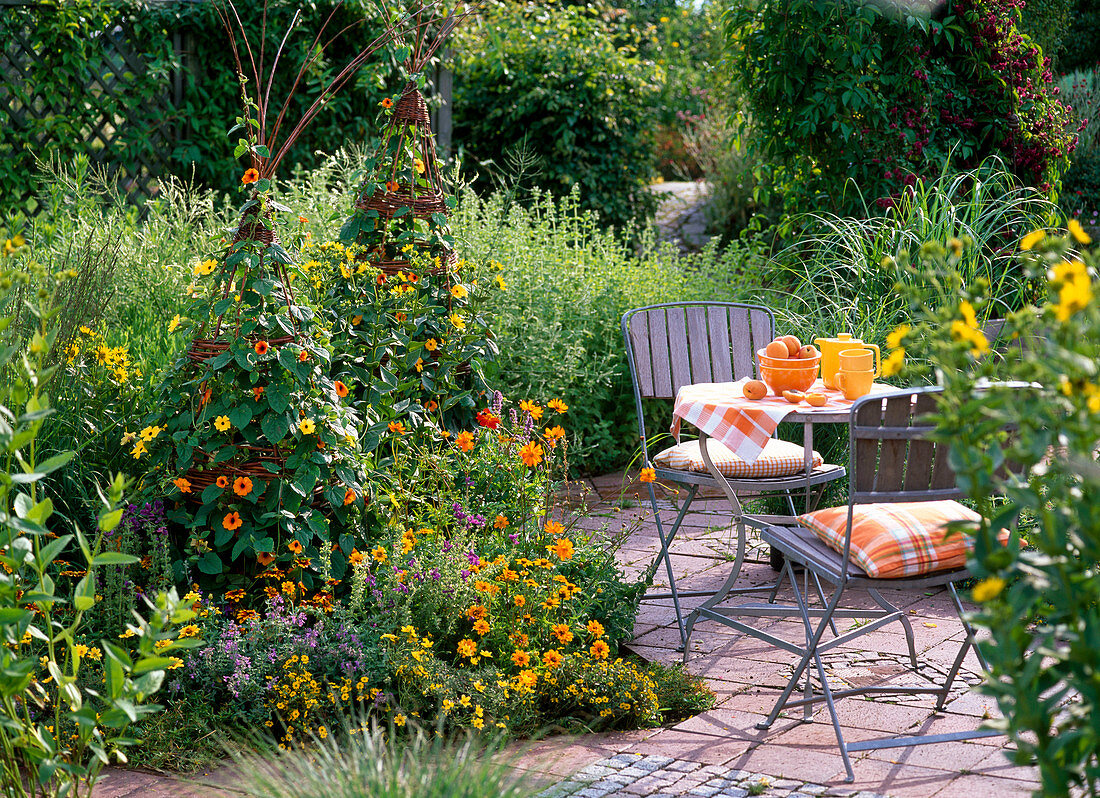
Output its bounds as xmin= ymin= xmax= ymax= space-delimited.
xmin=671 ymin=378 xmax=892 ymax=466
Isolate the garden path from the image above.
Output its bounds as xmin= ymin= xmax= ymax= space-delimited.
xmin=89 ymin=471 xmax=1039 ymax=798
xmin=651 ymin=181 xmax=712 ymax=253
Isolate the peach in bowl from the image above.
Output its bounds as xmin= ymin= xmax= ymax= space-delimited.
xmin=756 ymin=348 xmax=821 ymax=395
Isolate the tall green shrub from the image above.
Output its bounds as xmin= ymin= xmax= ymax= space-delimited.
xmin=453 ymin=2 xmax=662 ymax=230
xmin=724 ymin=0 xmax=1078 ymax=217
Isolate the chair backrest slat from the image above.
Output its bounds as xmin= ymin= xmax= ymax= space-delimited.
xmin=667 ymin=309 xmax=693 ymax=392
xmin=644 ymin=308 xmax=674 ymax=398
xmin=629 ymin=309 xmax=656 ymax=397
xmin=873 ymin=393 xmax=916 ymax=493
xmin=706 ymin=307 xmax=735 ymax=383
xmin=902 ymin=392 xmax=938 ymax=491
xmin=686 ymin=307 xmax=713 ymax=383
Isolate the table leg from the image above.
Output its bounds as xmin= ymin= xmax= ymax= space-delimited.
xmin=803 ymin=420 xmax=815 ymax=512
xmin=698 ymin=432 xmax=747 ymax=588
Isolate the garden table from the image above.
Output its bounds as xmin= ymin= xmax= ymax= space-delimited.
xmin=670 ymin=377 xmax=896 ymax=651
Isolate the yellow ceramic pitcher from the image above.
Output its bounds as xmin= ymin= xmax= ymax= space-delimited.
xmin=814 ymin=333 xmax=880 ymax=389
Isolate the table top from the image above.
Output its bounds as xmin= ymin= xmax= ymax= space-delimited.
xmin=671 ymin=378 xmax=896 ymax=465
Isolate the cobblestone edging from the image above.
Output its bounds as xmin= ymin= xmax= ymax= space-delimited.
xmin=536 ymin=753 xmax=893 ymax=798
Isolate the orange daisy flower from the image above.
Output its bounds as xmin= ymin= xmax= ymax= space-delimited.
xmin=639 ymin=467 xmax=656 ymax=483
xmin=233 ymin=476 xmax=252 ymax=497
xmin=223 ymin=512 xmax=243 ymax=531
xmin=455 ymin=431 xmax=476 ymax=452
xmin=388 ymin=421 xmax=406 ymax=435
xmin=241 ymin=168 xmax=260 ymax=185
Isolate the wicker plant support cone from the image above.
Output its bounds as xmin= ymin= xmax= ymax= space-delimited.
xmin=351 ymin=80 xmax=457 ymax=277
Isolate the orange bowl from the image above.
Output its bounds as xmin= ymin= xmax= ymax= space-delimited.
xmin=757 ymin=349 xmax=820 ymax=395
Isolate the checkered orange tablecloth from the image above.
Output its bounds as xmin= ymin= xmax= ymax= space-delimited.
xmin=671 ymin=378 xmax=895 ymax=466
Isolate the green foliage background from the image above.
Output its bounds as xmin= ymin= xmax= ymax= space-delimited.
xmin=452 ymin=1 xmax=662 ymax=230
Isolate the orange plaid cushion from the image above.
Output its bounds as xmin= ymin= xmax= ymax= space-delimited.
xmin=654 ymin=438 xmax=823 ymax=480
xmin=798 ymin=501 xmax=984 ymax=578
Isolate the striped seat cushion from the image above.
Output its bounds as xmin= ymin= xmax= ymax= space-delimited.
xmin=797 ymin=501 xmax=985 ymax=579
xmin=653 ymin=438 xmax=823 ymax=480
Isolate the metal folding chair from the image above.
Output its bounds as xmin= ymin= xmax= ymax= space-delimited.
xmin=757 ymin=386 xmax=1004 ymax=781
xmin=621 ymin=302 xmax=846 ymax=649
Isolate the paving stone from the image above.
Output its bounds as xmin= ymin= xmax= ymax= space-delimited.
xmin=643 ymin=754 xmax=677 ymax=768
xmin=667 ymin=760 xmax=702 ymax=773
xmin=621 ymin=766 xmax=649 ymax=778
xmin=609 ymin=753 xmax=645 ymax=766
xmin=686 ymin=787 xmax=721 ymax=797
xmin=577 ymin=765 xmax=617 ymax=780
xmin=634 ymin=758 xmax=664 ymax=772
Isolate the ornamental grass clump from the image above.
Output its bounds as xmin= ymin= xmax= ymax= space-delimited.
xmin=881 ymin=221 xmax=1100 ymax=797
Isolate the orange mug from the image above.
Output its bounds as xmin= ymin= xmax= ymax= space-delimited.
xmin=836 ymin=369 xmax=874 ymax=400
xmin=839 ymin=348 xmax=876 ymax=373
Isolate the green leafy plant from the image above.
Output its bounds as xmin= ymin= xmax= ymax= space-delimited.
xmin=453 ymin=1 xmax=662 ymax=230
xmin=0 ymin=247 xmax=194 ymax=798
xmin=724 ymin=0 xmax=1077 ymax=217
xmin=884 ymin=221 xmax=1099 ymax=796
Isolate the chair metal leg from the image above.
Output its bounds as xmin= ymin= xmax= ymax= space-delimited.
xmin=868 ymin=588 xmax=918 ymax=670
xmin=645 ymin=482 xmax=697 ymax=650
xmin=935 ymin=582 xmax=979 ymax=712
xmin=811 ymin=573 xmax=839 ymax=637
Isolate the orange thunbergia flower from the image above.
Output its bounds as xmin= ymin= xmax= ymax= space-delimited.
xmin=425 ymin=338 xmax=439 ymax=351
xmin=254 ymin=340 xmax=269 ymax=355
xmin=343 ymin=487 xmax=356 ymax=505
xmin=173 ymin=477 xmax=192 ymax=493
xmin=375 ymin=273 xmax=386 ymax=286
xmin=216 ymin=476 xmax=230 ymax=489
xmin=288 ymin=540 xmax=303 ymax=554
xmin=388 ymin=421 xmax=406 ymax=435
xmin=335 ymin=380 xmax=349 ymax=398
xmin=298 ymin=351 xmax=309 ymax=362
xmin=233 ymin=476 xmax=252 ymax=497
xmin=253 ymin=386 xmax=265 ymax=400
xmin=518 ymin=442 xmax=544 ymax=467
xmin=386 ymin=180 xmax=400 ymax=193
xmin=639 ymin=467 xmax=656 ymax=483
xmin=551 ymin=538 xmax=574 ymax=561
xmin=298 ymin=418 xmax=316 ymax=435
xmin=200 ymin=385 xmax=212 ymax=407
xmin=223 ymin=512 xmax=243 ymax=531
xmin=590 ymin=640 xmax=610 ymax=660
xmin=241 ymin=168 xmax=259 ymax=184
xmin=455 ymin=431 xmax=476 ymax=452
xmin=257 ymin=551 xmax=276 ymax=566
xmin=380 ymin=97 xmax=394 ymax=108
xmin=494 ymin=514 xmax=509 ymax=529
xmin=425 ymin=400 xmax=438 ymax=412
xmin=548 ymin=399 xmax=568 ymax=413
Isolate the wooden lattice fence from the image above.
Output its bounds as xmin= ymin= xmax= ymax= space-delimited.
xmin=0 ymin=0 xmax=186 ymax=219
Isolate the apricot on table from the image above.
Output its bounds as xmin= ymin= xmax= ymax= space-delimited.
xmin=782 ymin=390 xmax=806 ymax=404
xmin=743 ymin=380 xmax=768 ymax=400
xmin=805 ymin=393 xmax=827 ymax=407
